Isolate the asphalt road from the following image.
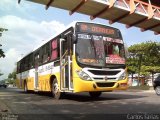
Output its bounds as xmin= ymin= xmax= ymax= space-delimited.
xmin=0 ymin=87 xmax=160 ymax=120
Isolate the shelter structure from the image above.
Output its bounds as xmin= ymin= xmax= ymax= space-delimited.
xmin=19 ymin=0 xmax=160 ymax=34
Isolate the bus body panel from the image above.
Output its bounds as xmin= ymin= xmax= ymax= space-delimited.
xmin=16 ymin=61 xmax=61 ymax=92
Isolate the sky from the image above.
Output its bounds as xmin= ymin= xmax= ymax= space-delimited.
xmin=0 ymin=0 xmax=159 ymax=80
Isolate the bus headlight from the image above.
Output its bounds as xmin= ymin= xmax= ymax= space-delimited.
xmin=118 ymin=72 xmax=126 ymax=80
xmin=76 ymin=70 xmax=91 ymax=80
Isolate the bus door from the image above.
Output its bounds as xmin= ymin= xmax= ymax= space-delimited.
xmin=34 ymin=52 xmax=39 ymax=90
xmin=60 ymin=35 xmax=73 ymax=90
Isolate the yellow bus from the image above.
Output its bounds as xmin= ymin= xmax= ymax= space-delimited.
xmin=16 ymin=21 xmax=128 ymax=99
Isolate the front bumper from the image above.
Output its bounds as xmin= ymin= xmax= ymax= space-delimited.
xmin=73 ymin=77 xmax=128 ymax=92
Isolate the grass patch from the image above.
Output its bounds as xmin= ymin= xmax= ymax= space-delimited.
xmin=129 ymin=85 xmax=151 ymax=90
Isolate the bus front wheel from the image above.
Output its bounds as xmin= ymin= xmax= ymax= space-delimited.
xmin=89 ymin=92 xmax=102 ymax=98
xmin=51 ymin=79 xmax=62 ymax=99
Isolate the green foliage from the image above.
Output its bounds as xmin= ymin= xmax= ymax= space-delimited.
xmin=142 ymin=66 xmax=160 ymax=74
xmin=0 ymin=28 xmax=8 ymax=32
xmin=127 ymin=41 xmax=160 ymax=75
xmin=8 ymin=71 xmax=16 ymax=80
xmin=7 ymin=70 xmax=16 ymax=84
xmin=126 ymin=57 xmax=138 ymax=74
xmin=0 ymin=48 xmax=5 ymax=58
xmin=1 ymin=68 xmax=17 ymax=85
xmin=0 ymin=27 xmax=8 ymax=58
xmin=7 ymin=79 xmax=16 ymax=84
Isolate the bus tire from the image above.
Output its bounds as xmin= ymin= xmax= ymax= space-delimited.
xmin=24 ymin=81 xmax=28 ymax=93
xmin=89 ymin=91 xmax=102 ymax=98
xmin=51 ymin=78 xmax=62 ymax=99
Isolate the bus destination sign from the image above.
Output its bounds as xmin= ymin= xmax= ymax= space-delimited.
xmin=76 ymin=23 xmax=116 ymax=35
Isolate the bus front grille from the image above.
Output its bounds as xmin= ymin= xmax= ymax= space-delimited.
xmin=96 ymin=82 xmax=115 ymax=87
xmin=93 ymin=77 xmax=116 ymax=80
xmin=88 ymin=70 xmax=120 ymax=76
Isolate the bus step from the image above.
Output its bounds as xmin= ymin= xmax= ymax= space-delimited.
xmin=61 ymin=88 xmax=69 ymax=91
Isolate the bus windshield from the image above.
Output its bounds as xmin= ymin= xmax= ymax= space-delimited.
xmin=76 ymin=34 xmax=125 ymax=67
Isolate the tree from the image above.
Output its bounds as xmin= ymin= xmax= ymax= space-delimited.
xmin=0 ymin=27 xmax=8 ymax=58
xmin=127 ymin=41 xmax=160 ymax=85
xmin=126 ymin=56 xmax=137 ymax=82
xmin=7 ymin=70 xmax=16 ymax=85
xmin=8 ymin=71 xmax=16 ymax=80
xmin=128 ymin=41 xmax=160 ymax=66
xmin=0 ymin=45 xmax=5 ymax=58
xmin=0 ymin=28 xmax=8 ymax=33
xmin=142 ymin=66 xmax=160 ymax=83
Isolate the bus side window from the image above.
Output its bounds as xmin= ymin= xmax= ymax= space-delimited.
xmin=43 ymin=43 xmax=50 ymax=63
xmin=21 ymin=59 xmax=25 ymax=72
xmin=34 ymin=51 xmax=40 ymax=68
xmin=26 ymin=57 xmax=29 ymax=70
xmin=24 ymin=58 xmax=27 ymax=71
xmin=29 ymin=54 xmax=33 ymax=68
xmin=39 ymin=48 xmax=43 ymax=65
xmin=20 ymin=61 xmax=22 ymax=72
xmin=17 ymin=62 xmax=20 ymax=73
xmin=50 ymin=39 xmax=58 ymax=61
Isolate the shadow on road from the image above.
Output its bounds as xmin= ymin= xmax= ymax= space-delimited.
xmin=60 ymin=92 xmax=147 ymax=102
xmin=0 ymin=87 xmax=148 ymax=102
xmin=1 ymin=87 xmax=160 ymax=116
xmin=18 ymin=90 xmax=147 ymax=102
